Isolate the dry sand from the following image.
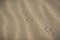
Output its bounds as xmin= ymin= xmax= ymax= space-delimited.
xmin=0 ymin=0 xmax=60 ymax=40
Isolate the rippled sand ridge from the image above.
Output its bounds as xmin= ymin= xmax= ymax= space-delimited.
xmin=0 ymin=0 xmax=60 ymax=40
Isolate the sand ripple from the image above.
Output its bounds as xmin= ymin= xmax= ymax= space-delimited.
xmin=0 ymin=0 xmax=60 ymax=40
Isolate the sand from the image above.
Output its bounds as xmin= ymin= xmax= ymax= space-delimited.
xmin=0 ymin=0 xmax=60 ymax=40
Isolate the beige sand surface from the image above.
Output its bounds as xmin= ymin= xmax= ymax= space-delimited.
xmin=0 ymin=0 xmax=60 ymax=40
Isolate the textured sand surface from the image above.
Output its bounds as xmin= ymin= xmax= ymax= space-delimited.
xmin=0 ymin=0 xmax=60 ymax=40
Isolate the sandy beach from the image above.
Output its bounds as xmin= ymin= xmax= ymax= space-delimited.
xmin=0 ymin=0 xmax=60 ymax=40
